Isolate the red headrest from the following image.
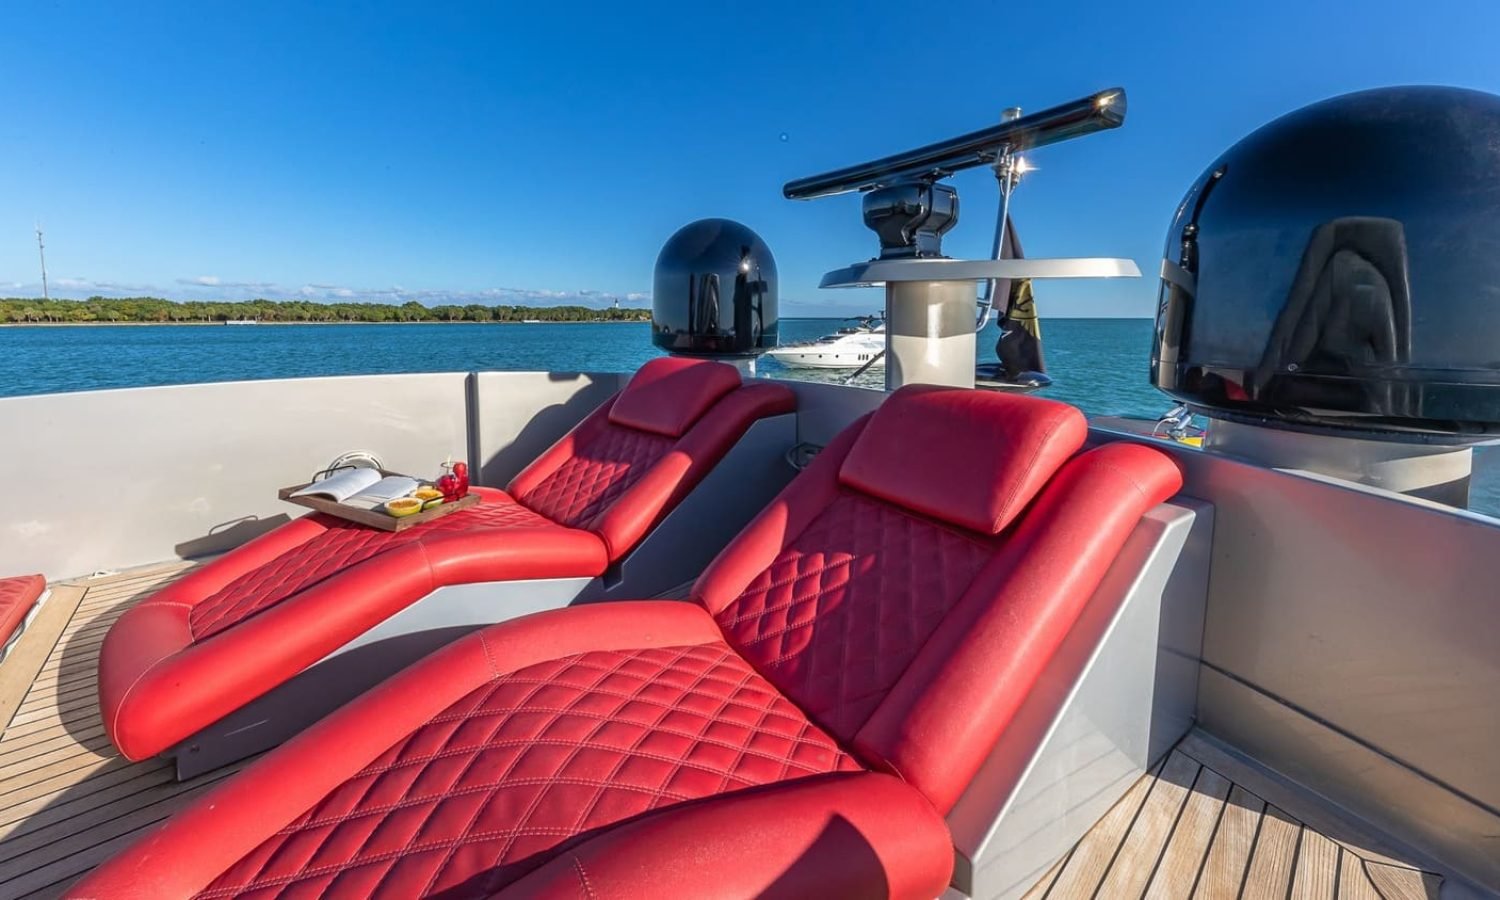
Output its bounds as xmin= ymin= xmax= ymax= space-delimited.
xmin=839 ymin=385 xmax=1088 ymax=535
xmin=607 ymin=356 xmax=743 ymax=438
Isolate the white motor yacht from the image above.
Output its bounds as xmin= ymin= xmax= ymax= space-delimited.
xmin=764 ymin=315 xmax=887 ymax=369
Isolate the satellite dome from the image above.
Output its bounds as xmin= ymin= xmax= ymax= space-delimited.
xmin=1151 ymin=85 xmax=1500 ymax=437
xmin=652 ymin=218 xmax=778 ymax=358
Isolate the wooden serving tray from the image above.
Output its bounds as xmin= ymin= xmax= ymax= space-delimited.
xmin=277 ymin=477 xmax=480 ymax=532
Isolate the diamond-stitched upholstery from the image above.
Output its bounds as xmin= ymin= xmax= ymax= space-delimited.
xmin=99 ymin=361 xmax=798 ymax=766
xmin=513 ymin=423 xmax=674 ymax=530
xmin=195 ymin=643 xmax=859 ymax=899
xmin=189 ymin=497 xmax=554 ymax=641
xmin=714 ymin=491 xmax=992 ymax=740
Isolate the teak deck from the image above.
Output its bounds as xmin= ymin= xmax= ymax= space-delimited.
xmin=1025 ymin=736 xmax=1443 ymax=900
xmin=0 ymin=563 xmax=1450 ymax=899
xmin=0 ymin=563 xmax=251 ymax=899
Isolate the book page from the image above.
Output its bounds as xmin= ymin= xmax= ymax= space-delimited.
xmin=290 ymin=467 xmax=382 ymax=502
xmin=343 ymin=476 xmax=422 ymax=510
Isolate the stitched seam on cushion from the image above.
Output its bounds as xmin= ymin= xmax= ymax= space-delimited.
xmin=734 ymin=590 xmax=863 ymax=655
xmin=284 ymin=777 xmax=706 ymax=832
xmin=716 ymin=494 xmax=991 ymax=630
xmin=410 ymin=666 xmax=792 ymax=723
xmin=797 ymin=682 xmax=899 ymax=719
xmin=290 ymin=676 xmax=516 ymax=895
xmin=346 ymin=736 xmax=835 ymax=805
xmin=107 ymin=649 xmax=184 ymax=748
xmin=840 ymin=491 xmax=993 ymax=548
xmin=582 ymin=444 xmax=672 ymax=526
xmin=572 ymin=857 xmax=596 ymax=900
xmin=209 ymin=673 xmax=517 ymax=894
xmin=143 ymin=600 xmax=196 ymax=611
xmin=990 ymin=413 xmax=1073 ymax=534
xmin=194 ymin=827 xmax=612 ymax=898
xmin=415 ymin=676 xmax=531 ymax=898
xmin=412 ymin=689 xmax=815 ymax=739
xmin=1082 ymin=458 xmax=1154 ymax=501
xmin=713 ymin=556 xmax=856 ymax=628
xmin=460 ymin=649 xmax=648 ymax=893
xmin=561 ymin=645 xmax=725 ymax=845
xmin=477 ymin=628 xmax=502 ymax=678
xmin=347 ymin=712 xmax=840 ymax=781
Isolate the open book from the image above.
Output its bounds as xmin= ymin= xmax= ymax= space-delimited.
xmin=291 ymin=469 xmax=421 ymax=510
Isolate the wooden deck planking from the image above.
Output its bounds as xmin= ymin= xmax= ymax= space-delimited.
xmin=1031 ymin=738 xmax=1443 ymax=899
xmin=0 ymin=561 xmax=246 ymax=900
xmin=1145 ymin=765 xmax=1232 ymax=899
xmin=1095 ymin=750 xmax=1201 ymax=897
xmin=1045 ymin=756 xmax=1165 ymax=897
xmin=1289 ymin=829 xmax=1341 ymax=900
xmin=1193 ymin=785 xmax=1266 ymax=899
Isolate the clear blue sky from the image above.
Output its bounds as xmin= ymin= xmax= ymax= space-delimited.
xmin=2 ymin=1 xmax=1498 ymax=317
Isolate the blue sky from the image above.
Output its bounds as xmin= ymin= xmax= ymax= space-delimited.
xmin=2 ymin=1 xmax=1498 ymax=317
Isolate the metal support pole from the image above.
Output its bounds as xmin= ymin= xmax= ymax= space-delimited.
xmin=885 ymin=280 xmax=977 ymax=390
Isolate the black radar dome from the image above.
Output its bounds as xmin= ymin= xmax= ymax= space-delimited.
xmin=1151 ymin=85 xmax=1500 ymax=437
xmin=652 ymin=218 xmax=779 ymax=358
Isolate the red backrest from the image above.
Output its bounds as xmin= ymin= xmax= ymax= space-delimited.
xmin=692 ymin=385 xmax=1181 ymax=813
xmin=508 ymin=357 xmax=794 ymax=560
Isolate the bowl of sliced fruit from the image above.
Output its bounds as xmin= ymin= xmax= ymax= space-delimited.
xmin=385 ymin=497 xmax=424 ymax=518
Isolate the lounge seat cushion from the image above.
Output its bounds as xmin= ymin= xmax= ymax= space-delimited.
xmin=102 ymin=488 xmax=607 ymax=762
xmin=100 ymin=358 xmax=795 ymax=762
xmin=78 ymin=605 xmax=956 ymax=900
xmin=0 ymin=574 xmax=44 ymax=651
xmin=603 ymin=354 xmax=742 ymax=437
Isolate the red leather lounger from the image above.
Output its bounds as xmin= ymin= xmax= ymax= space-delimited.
xmin=0 ymin=575 xmax=44 ymax=653
xmin=99 ymin=357 xmax=794 ymax=762
xmin=76 ymin=385 xmax=1181 ymax=899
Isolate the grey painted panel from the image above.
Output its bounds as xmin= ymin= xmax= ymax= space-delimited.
xmin=1197 ymin=668 xmax=1500 ymax=890
xmin=776 ymin=378 xmax=885 ymax=447
xmin=470 ymin=371 xmax=624 ymax=486
xmin=0 ymin=374 xmax=470 ymax=580
xmin=948 ymin=501 xmax=1212 ymax=899
xmin=1184 ymin=449 xmax=1500 ymax=809
xmin=1090 ymin=425 xmax=1500 ymax=890
xmin=576 ymin=414 xmax=797 ymax=603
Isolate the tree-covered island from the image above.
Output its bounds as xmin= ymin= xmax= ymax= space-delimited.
xmin=0 ymin=297 xmax=650 ymax=324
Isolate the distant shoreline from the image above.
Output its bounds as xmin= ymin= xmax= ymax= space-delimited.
xmin=0 ymin=319 xmax=649 ymax=328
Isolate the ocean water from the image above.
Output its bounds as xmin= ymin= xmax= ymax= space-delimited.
xmin=4 ymin=317 xmax=1497 ymax=514
xmin=0 ymin=317 xmax=1167 ymax=417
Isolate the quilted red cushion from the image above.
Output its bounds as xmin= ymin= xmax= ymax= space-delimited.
xmin=189 ymin=494 xmax=556 ymax=641
xmin=0 ymin=574 xmax=43 ymax=649
xmin=605 ymin=356 xmax=741 ymax=438
xmin=513 ymin=423 xmax=674 ymax=530
xmin=195 ymin=642 xmax=859 ymax=898
xmin=839 ymin=384 xmax=1087 ymax=535
xmin=715 ymin=490 xmax=992 ymax=741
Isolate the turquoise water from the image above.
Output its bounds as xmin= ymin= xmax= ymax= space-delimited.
xmin=0 ymin=318 xmax=1168 ymax=418
xmin=4 ymin=317 xmax=1499 ymax=514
